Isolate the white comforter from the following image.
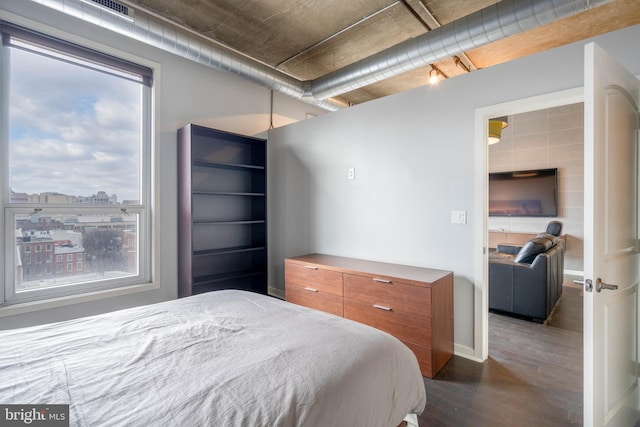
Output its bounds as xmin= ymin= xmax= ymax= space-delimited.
xmin=0 ymin=290 xmax=426 ymax=426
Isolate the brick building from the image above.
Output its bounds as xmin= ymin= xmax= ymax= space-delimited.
xmin=17 ymin=231 xmax=85 ymax=284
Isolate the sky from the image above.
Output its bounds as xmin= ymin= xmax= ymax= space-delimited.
xmin=8 ymin=45 xmax=142 ymax=202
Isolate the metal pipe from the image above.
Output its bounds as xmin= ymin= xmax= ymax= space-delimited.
xmin=310 ymin=0 xmax=612 ymax=100
xmin=25 ymin=0 xmax=612 ymax=109
xmin=24 ymin=0 xmax=347 ymax=110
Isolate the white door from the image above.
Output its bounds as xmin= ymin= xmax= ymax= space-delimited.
xmin=584 ymin=42 xmax=640 ymax=427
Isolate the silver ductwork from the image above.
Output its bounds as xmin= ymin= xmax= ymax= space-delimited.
xmin=310 ymin=0 xmax=611 ymax=100
xmin=24 ymin=0 xmax=346 ymax=111
xmin=26 ymin=0 xmax=610 ymax=110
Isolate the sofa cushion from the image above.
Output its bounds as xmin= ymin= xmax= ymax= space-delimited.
xmin=495 ymin=243 xmax=522 ymax=256
xmin=536 ymin=233 xmax=559 ymax=246
xmin=489 ymin=251 xmax=516 ymax=262
xmin=514 ymin=237 xmax=553 ymax=264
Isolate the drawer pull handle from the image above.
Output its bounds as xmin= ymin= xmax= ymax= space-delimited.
xmin=373 ymin=278 xmax=392 ymax=284
xmin=304 ymin=266 xmax=318 ymax=270
xmin=304 ymin=287 xmax=319 ymax=292
xmin=373 ymin=304 xmax=392 ymax=311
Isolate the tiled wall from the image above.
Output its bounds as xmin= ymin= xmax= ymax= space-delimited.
xmin=489 ymin=103 xmax=584 ymax=273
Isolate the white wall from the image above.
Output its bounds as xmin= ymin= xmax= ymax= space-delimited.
xmin=267 ymin=24 xmax=640 ymax=357
xmin=0 ymin=1 xmax=326 ymax=329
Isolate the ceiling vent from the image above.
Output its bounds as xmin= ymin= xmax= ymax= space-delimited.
xmin=83 ymin=0 xmax=133 ymax=19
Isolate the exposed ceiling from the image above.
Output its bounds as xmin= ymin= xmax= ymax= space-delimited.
xmin=121 ymin=0 xmax=640 ymax=107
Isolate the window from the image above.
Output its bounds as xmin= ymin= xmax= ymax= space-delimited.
xmin=1 ymin=23 xmax=153 ymax=305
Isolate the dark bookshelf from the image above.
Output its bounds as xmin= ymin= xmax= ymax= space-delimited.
xmin=178 ymin=124 xmax=267 ymax=297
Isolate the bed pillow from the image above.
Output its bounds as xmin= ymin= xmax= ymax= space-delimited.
xmin=514 ymin=237 xmax=553 ymax=264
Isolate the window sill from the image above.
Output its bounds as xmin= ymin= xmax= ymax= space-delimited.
xmin=0 ymin=281 xmax=160 ymax=318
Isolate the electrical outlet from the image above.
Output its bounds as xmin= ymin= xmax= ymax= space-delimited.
xmin=348 ymin=168 xmax=356 ymax=180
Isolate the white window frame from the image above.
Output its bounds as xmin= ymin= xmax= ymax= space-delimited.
xmin=0 ymin=22 xmax=155 ymax=307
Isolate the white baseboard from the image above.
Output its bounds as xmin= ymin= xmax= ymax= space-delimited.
xmin=454 ymin=343 xmax=484 ymax=363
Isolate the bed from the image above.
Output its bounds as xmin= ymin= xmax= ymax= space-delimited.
xmin=0 ymin=290 xmax=426 ymax=426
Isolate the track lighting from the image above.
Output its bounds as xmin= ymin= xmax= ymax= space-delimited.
xmin=428 ymin=64 xmax=448 ymax=85
xmin=428 ymin=66 xmax=439 ymax=84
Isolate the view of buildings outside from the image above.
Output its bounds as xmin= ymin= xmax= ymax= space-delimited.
xmin=13 ymin=190 xmax=138 ymax=291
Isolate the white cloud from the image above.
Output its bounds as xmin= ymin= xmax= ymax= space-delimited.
xmin=8 ymin=44 xmax=144 ymax=201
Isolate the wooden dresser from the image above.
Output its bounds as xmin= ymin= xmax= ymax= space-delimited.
xmin=284 ymin=254 xmax=454 ymax=378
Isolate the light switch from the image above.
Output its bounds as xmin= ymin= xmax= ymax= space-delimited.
xmin=451 ymin=210 xmax=467 ymax=224
xmin=348 ymin=168 xmax=356 ymax=180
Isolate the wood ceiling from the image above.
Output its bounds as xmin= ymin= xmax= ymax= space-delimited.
xmin=123 ymin=0 xmax=640 ymax=106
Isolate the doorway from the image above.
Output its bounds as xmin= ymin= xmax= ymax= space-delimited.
xmin=485 ymin=103 xmax=586 ymax=419
xmin=473 ymin=87 xmax=583 ymax=360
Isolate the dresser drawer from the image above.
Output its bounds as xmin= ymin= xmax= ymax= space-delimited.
xmin=285 ymin=261 xmax=343 ymax=296
xmin=344 ymin=298 xmax=431 ymax=346
xmin=343 ymin=273 xmax=430 ymax=318
xmin=286 ymin=284 xmax=343 ymax=317
xmin=402 ymin=341 xmax=433 ymax=378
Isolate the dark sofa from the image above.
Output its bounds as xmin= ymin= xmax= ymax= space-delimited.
xmin=489 ymin=231 xmax=565 ymax=323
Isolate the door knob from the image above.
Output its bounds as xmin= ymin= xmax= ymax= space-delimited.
xmin=596 ymin=278 xmax=618 ymax=292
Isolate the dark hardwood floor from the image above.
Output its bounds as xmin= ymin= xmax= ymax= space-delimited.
xmin=419 ymin=285 xmax=583 ymax=427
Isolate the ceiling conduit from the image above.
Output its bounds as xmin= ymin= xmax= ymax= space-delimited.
xmin=27 ymin=0 xmax=611 ymax=111
xmin=23 ymin=0 xmax=345 ymax=111
xmin=310 ymin=0 xmax=612 ymax=101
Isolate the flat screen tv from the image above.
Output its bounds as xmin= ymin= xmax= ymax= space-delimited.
xmin=489 ymin=168 xmax=558 ymax=217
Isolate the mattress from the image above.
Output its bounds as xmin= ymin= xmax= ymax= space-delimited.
xmin=0 ymin=290 xmax=426 ymax=426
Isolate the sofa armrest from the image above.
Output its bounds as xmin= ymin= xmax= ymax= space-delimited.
xmin=489 ymin=240 xmax=565 ymax=322
xmin=489 ymin=256 xmax=546 ymax=317
xmin=496 ymin=243 xmax=522 ymax=255
xmin=512 ymin=255 xmax=550 ymax=320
